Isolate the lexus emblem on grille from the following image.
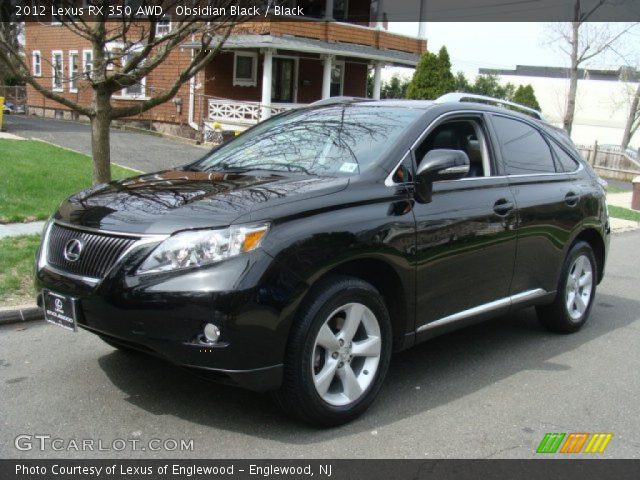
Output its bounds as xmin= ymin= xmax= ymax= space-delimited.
xmin=63 ymin=238 xmax=84 ymax=262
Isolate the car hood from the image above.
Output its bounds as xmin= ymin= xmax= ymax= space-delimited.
xmin=54 ymin=169 xmax=349 ymax=235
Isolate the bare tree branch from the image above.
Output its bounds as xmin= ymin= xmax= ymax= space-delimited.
xmin=0 ymin=34 xmax=93 ymax=116
xmin=111 ymin=28 xmax=233 ymax=119
xmin=544 ymin=1 xmax=639 ymax=134
xmin=0 ymin=0 xmax=255 ymax=184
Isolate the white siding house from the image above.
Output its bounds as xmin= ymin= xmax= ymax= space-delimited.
xmin=479 ymin=65 xmax=640 ymax=149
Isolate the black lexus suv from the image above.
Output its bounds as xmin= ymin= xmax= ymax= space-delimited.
xmin=36 ymin=95 xmax=610 ymax=426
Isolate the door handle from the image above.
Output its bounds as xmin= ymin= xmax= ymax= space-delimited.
xmin=493 ymin=198 xmax=514 ymax=216
xmin=565 ymin=191 xmax=580 ymax=207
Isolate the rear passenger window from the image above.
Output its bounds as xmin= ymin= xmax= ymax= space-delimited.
xmin=491 ymin=115 xmax=556 ymax=175
xmin=550 ymin=141 xmax=580 ymax=172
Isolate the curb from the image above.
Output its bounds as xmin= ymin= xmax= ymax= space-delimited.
xmin=0 ymin=307 xmax=43 ymax=326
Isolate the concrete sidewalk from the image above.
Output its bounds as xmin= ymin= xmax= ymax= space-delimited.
xmin=0 ymin=131 xmax=25 ymax=140
xmin=607 ymin=192 xmax=640 ymax=232
xmin=610 ymin=217 xmax=640 ymax=232
xmin=607 ymin=191 xmax=634 ymax=209
xmin=0 ymin=221 xmax=46 ymax=239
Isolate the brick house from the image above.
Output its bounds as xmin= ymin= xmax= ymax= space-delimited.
xmin=25 ymin=1 xmax=426 ymax=136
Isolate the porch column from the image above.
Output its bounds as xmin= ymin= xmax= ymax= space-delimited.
xmin=322 ymin=55 xmax=334 ymax=99
xmin=260 ymin=49 xmax=274 ymax=121
xmin=324 ymin=0 xmax=334 ymax=19
xmin=418 ymin=22 xmax=427 ymax=39
xmin=418 ymin=0 xmax=427 ymax=38
xmin=375 ymin=0 xmax=385 ymax=29
xmin=372 ymin=62 xmax=382 ymax=100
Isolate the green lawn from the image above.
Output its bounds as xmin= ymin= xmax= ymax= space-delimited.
xmin=609 ymin=205 xmax=640 ymax=222
xmin=0 ymin=140 xmax=137 ymax=223
xmin=0 ymin=235 xmax=41 ymax=306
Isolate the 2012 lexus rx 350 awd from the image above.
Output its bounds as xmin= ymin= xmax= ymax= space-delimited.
xmin=36 ymin=96 xmax=610 ymax=426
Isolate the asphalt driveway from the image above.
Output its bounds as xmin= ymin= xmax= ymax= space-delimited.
xmin=3 ymin=115 xmax=208 ymax=173
xmin=1 ymin=230 xmax=639 ymax=459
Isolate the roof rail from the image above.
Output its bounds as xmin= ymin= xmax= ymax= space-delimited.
xmin=308 ymin=96 xmax=368 ymax=107
xmin=435 ymin=92 xmax=543 ymax=120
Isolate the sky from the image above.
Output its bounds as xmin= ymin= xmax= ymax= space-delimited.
xmin=386 ymin=22 xmax=637 ymax=80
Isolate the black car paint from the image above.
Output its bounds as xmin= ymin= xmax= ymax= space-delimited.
xmin=35 ymin=101 xmax=609 ymax=391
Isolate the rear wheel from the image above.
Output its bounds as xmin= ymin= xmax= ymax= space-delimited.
xmin=536 ymin=241 xmax=597 ymax=333
xmin=273 ymin=275 xmax=392 ymax=426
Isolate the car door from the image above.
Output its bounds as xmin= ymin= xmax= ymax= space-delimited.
xmin=487 ymin=113 xmax=585 ymax=296
xmin=412 ymin=113 xmax=518 ymax=336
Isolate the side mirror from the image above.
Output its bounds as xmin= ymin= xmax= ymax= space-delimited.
xmin=417 ymin=149 xmax=470 ymax=182
xmin=414 ymin=149 xmax=470 ymax=203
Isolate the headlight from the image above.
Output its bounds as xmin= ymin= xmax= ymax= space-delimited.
xmin=136 ymin=223 xmax=269 ymax=275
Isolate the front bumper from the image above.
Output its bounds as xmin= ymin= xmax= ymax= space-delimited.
xmin=35 ymin=233 xmax=303 ymax=392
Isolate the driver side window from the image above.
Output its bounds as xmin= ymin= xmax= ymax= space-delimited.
xmin=414 ymin=118 xmax=492 ymax=179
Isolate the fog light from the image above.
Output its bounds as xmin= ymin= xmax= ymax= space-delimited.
xmin=203 ymin=323 xmax=221 ymax=343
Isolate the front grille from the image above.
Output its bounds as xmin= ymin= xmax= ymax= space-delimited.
xmin=47 ymin=223 xmax=139 ymax=279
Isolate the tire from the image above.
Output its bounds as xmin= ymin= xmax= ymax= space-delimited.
xmin=273 ymin=275 xmax=392 ymax=427
xmin=536 ymin=241 xmax=597 ymax=333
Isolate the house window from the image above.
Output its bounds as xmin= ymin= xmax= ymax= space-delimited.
xmin=122 ymin=80 xmax=145 ymax=98
xmin=233 ymin=52 xmax=257 ymax=87
xmin=105 ymin=43 xmax=121 ymax=70
xmin=83 ymin=50 xmax=93 ymax=79
xmin=333 ymin=0 xmax=349 ymax=20
xmin=32 ymin=51 xmax=41 ymax=77
xmin=330 ymin=61 xmax=344 ymax=96
xmin=52 ymin=51 xmax=63 ymax=91
xmin=69 ymin=51 xmax=79 ymax=92
xmin=120 ymin=51 xmax=146 ymax=98
xmin=156 ymin=17 xmax=171 ymax=36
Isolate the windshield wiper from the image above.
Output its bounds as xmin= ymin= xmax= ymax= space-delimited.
xmin=203 ymin=162 xmax=315 ymax=176
xmin=197 ymin=162 xmax=251 ymax=173
xmin=280 ymin=164 xmax=313 ymax=175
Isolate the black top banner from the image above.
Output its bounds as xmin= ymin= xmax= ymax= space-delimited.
xmin=3 ymin=0 xmax=640 ymax=23
xmin=2 ymin=459 xmax=640 ymax=480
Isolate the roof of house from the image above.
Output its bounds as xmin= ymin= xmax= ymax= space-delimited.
xmin=183 ymin=35 xmax=421 ymax=67
xmin=479 ymin=65 xmax=640 ymax=82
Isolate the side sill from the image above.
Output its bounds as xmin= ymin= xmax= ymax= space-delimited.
xmin=416 ymin=288 xmax=548 ymax=334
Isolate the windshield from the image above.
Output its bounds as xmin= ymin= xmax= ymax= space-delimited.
xmin=192 ymin=105 xmax=423 ymax=176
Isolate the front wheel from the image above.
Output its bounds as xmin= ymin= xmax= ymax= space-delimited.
xmin=273 ymin=275 xmax=392 ymax=426
xmin=536 ymin=241 xmax=597 ymax=333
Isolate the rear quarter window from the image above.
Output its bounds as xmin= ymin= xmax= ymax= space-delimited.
xmin=549 ymin=140 xmax=580 ymax=172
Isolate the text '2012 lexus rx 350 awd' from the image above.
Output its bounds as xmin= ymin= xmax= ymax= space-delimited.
xmin=36 ymin=95 xmax=609 ymax=426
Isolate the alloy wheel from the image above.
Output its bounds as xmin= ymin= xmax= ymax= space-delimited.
xmin=565 ymin=254 xmax=594 ymax=321
xmin=311 ymin=303 xmax=382 ymax=406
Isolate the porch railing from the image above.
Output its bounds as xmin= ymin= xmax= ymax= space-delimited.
xmin=207 ymin=99 xmax=300 ymax=126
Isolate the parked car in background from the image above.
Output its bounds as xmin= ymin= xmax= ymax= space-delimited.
xmin=35 ymin=94 xmax=610 ymax=426
xmin=3 ymin=101 xmax=25 ymax=115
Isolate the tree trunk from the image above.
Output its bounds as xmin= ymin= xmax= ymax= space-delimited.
xmin=563 ymin=20 xmax=580 ymax=135
xmin=90 ymin=90 xmax=112 ymax=185
xmin=621 ymin=82 xmax=640 ymax=150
